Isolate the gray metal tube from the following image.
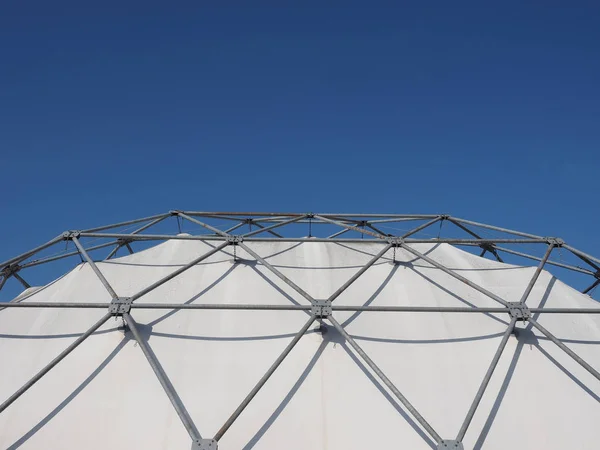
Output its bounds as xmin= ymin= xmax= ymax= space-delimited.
xmin=328 ymin=316 xmax=442 ymax=443
xmin=528 ymin=318 xmax=600 ymax=381
xmin=583 ymin=279 xmax=600 ymax=295
xmin=449 ymin=217 xmax=544 ymax=240
xmin=518 ymin=244 xmax=554 ymax=304
xmin=0 ymin=234 xmax=64 ymax=269
xmin=123 ymin=313 xmax=200 ymax=441
xmin=0 ymin=313 xmax=111 ymax=414
xmin=78 ymin=232 xmax=548 ymax=245
xmin=456 ymin=318 xmax=517 ymax=441
xmin=448 ymin=219 xmax=504 ymax=262
xmin=130 ymin=242 xmax=230 ymax=302
xmin=21 ymin=240 xmax=121 ymax=268
xmin=562 ymin=244 xmax=600 ymax=271
xmin=491 ymin=245 xmax=594 ymax=275
xmin=327 ymin=228 xmax=350 ymax=239
xmin=81 ymin=213 xmax=169 ymax=233
xmin=72 ymin=236 xmax=119 ymax=299
xmin=213 ymin=316 xmax=316 ymax=441
xmin=224 ymin=222 xmax=247 ymax=234
xmin=328 ymin=244 xmax=392 ymax=302
xmin=12 ymin=272 xmax=31 ymax=289
xmin=314 ymin=215 xmax=384 ymax=239
xmin=238 ymin=242 xmax=314 ymax=303
xmin=399 ymin=217 xmax=442 ymax=239
xmin=2 ymin=303 xmax=600 ymax=314
xmin=242 ymin=215 xmax=307 ymax=238
xmin=177 ymin=212 xmax=230 ymax=237
xmin=400 ymin=244 xmax=509 ymax=307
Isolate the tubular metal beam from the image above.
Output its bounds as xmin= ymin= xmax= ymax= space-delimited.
xmin=123 ymin=313 xmax=201 ymax=441
xmin=456 ymin=318 xmax=517 ymax=441
xmin=400 ymin=244 xmax=510 ymax=307
xmin=22 ymin=240 xmax=121 ymax=268
xmin=81 ymin=213 xmax=169 ymax=234
xmin=583 ymin=280 xmax=600 ymax=295
xmin=314 ymin=215 xmax=385 ymax=239
xmin=12 ymin=273 xmax=31 ymax=289
xmin=242 ymin=215 xmax=307 ymax=238
xmin=490 ymin=245 xmax=593 ymax=275
xmin=449 ymin=216 xmax=544 ymax=240
xmin=448 ymin=219 xmax=503 ymax=262
xmin=328 ymin=316 xmax=442 ymax=444
xmin=177 ymin=212 xmax=231 ymax=238
xmin=213 ymin=316 xmax=316 ymax=441
xmin=0 ymin=313 xmax=111 ymax=414
xmin=0 ymin=234 xmax=64 ymax=270
xmin=327 ymin=228 xmax=350 ymax=239
xmin=238 ymin=242 xmax=314 ymax=303
xmin=249 ymin=222 xmax=283 ymax=238
xmin=518 ymin=244 xmax=554 ymax=304
xmin=528 ymin=318 xmax=600 ymax=381
xmin=328 ymin=244 xmax=392 ymax=302
xmin=399 ymin=216 xmax=442 ymax=239
xmin=2 ymin=303 xmax=600 ymax=314
xmin=129 ymin=242 xmax=230 ymax=303
xmin=77 ymin=232 xmax=548 ymax=245
xmin=562 ymin=244 xmax=600 ymax=271
xmin=72 ymin=236 xmax=118 ymax=299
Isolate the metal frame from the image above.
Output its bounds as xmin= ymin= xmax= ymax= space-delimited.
xmin=1 ymin=211 xmax=600 ymax=449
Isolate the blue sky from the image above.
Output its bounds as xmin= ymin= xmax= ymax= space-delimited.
xmin=1 ymin=2 xmax=599 ymax=297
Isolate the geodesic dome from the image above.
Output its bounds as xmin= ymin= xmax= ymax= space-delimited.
xmin=0 ymin=212 xmax=599 ymax=450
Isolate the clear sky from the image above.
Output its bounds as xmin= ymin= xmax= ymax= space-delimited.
xmin=1 ymin=2 xmax=599 ymax=296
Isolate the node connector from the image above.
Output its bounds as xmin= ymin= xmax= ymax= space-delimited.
xmin=225 ymin=236 xmax=243 ymax=244
xmin=169 ymin=210 xmax=182 ymax=216
xmin=386 ymin=237 xmax=404 ymax=247
xmin=193 ymin=438 xmax=218 ymax=450
xmin=109 ymin=297 xmax=132 ymax=315
xmin=306 ymin=212 xmax=315 ymax=218
xmin=507 ymin=302 xmax=531 ymax=321
xmin=63 ymin=230 xmax=81 ymax=240
xmin=311 ymin=300 xmax=332 ymax=318
xmin=439 ymin=214 xmax=450 ymax=220
xmin=437 ymin=440 xmax=464 ymax=450
xmin=546 ymin=237 xmax=564 ymax=247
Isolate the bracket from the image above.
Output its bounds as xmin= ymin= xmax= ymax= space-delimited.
xmin=507 ymin=302 xmax=531 ymax=321
xmin=169 ymin=210 xmax=182 ymax=216
xmin=545 ymin=237 xmax=564 ymax=247
xmin=437 ymin=440 xmax=464 ymax=450
xmin=439 ymin=214 xmax=450 ymax=220
xmin=226 ymin=236 xmax=243 ymax=244
xmin=306 ymin=212 xmax=315 ymax=219
xmin=1 ymin=263 xmax=22 ymax=277
xmin=63 ymin=230 xmax=81 ymax=240
xmin=192 ymin=439 xmax=217 ymax=450
xmin=479 ymin=242 xmax=496 ymax=253
xmin=386 ymin=237 xmax=404 ymax=247
xmin=311 ymin=300 xmax=332 ymax=318
xmin=109 ymin=297 xmax=132 ymax=315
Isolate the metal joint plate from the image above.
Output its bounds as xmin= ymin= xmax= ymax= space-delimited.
xmin=437 ymin=440 xmax=464 ymax=450
xmin=192 ymin=438 xmax=218 ymax=450
xmin=545 ymin=237 xmax=564 ymax=247
xmin=386 ymin=237 xmax=404 ymax=246
xmin=507 ymin=302 xmax=531 ymax=321
xmin=226 ymin=236 xmax=243 ymax=244
xmin=311 ymin=300 xmax=332 ymax=317
xmin=65 ymin=230 xmax=81 ymax=240
xmin=109 ymin=297 xmax=132 ymax=315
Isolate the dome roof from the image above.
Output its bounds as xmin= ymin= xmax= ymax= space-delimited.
xmin=0 ymin=212 xmax=599 ymax=450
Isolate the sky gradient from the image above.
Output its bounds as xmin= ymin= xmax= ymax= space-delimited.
xmin=1 ymin=2 xmax=599 ymax=297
